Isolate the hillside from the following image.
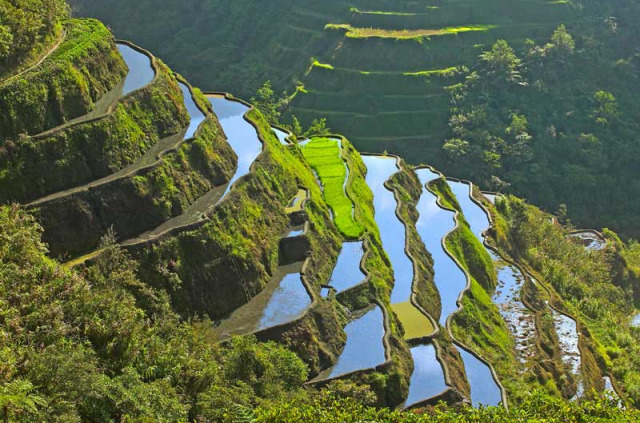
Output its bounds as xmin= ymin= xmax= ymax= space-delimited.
xmin=1 ymin=1 xmax=640 ymax=422
xmin=68 ymin=0 xmax=640 ymax=239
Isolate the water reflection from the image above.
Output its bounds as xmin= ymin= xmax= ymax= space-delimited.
xmin=405 ymin=344 xmax=448 ymax=407
xmin=327 ymin=241 xmax=366 ymax=293
xmin=208 ymin=96 xmax=264 ymax=202
xmin=325 ymin=306 xmax=386 ymax=379
xmin=117 ymin=44 xmax=155 ymax=96
xmin=362 ymin=156 xmax=413 ymax=304
xmin=457 ymin=347 xmax=503 ymax=407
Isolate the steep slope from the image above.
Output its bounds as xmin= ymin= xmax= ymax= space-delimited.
xmin=68 ymin=0 xmax=640 ymax=239
xmin=1 ymin=1 xmax=639 ymax=420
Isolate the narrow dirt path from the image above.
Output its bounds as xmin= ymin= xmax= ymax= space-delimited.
xmin=27 ymin=130 xmax=186 ymax=207
xmin=0 ymin=30 xmax=67 ymax=86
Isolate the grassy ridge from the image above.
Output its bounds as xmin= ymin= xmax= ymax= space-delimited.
xmin=301 ymin=137 xmax=364 ymax=239
xmin=0 ymin=58 xmax=189 ymax=204
xmin=0 ymin=18 xmax=128 ymax=138
xmin=325 ymin=23 xmax=497 ymax=40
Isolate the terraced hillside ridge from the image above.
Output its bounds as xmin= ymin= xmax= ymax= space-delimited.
xmin=30 ymin=81 xmax=236 ymax=259
xmin=71 ymin=0 xmax=577 ymax=159
xmin=3 ymin=3 xmax=640 ymax=420
xmin=71 ymin=0 xmax=640 ymax=240
xmin=0 ymin=35 xmax=193 ymax=204
xmin=0 ymin=18 xmax=129 ymax=139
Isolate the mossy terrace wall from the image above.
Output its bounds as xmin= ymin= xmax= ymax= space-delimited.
xmin=33 ymin=107 xmax=236 ymax=258
xmin=0 ymin=19 xmax=128 ymax=139
xmin=0 ymin=40 xmax=191 ymax=204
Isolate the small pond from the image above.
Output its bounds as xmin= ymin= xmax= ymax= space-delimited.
xmin=321 ymin=305 xmax=387 ymax=379
xmin=405 ymin=344 xmax=448 ymax=407
xmin=208 ymin=95 xmax=264 ymax=202
xmin=213 ymin=262 xmax=311 ymax=338
xmin=116 ymin=43 xmax=155 ymax=96
xmin=327 ymin=241 xmax=366 ymax=293
xmin=457 ymin=347 xmax=503 ymax=407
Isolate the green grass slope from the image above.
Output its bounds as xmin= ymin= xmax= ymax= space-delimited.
xmin=0 ymin=18 xmax=128 ymax=138
xmin=300 ymin=137 xmax=364 ymax=239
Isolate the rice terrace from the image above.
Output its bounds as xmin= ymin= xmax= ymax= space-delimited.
xmin=0 ymin=0 xmax=639 ymax=421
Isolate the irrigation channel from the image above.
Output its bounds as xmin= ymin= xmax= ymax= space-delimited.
xmin=207 ymin=95 xmax=316 ymax=339
xmin=416 ymin=170 xmax=502 ymax=407
xmin=117 ymin=43 xmax=155 ymax=96
xmin=448 ymin=180 xmax=585 ymax=400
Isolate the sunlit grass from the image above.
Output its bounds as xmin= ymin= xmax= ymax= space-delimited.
xmin=325 ymin=23 xmax=497 ymax=40
xmin=301 ymin=138 xmax=364 ymax=239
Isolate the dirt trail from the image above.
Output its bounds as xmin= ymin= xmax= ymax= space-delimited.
xmin=28 ymin=130 xmax=186 ymax=207
xmin=0 ymin=30 xmax=67 ymax=86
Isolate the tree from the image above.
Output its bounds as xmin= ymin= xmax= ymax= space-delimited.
xmin=0 ymin=26 xmax=12 ymax=60
xmin=251 ymin=81 xmax=281 ymax=124
xmin=480 ymin=40 xmax=522 ymax=83
xmin=550 ymin=24 xmax=575 ymax=55
xmin=443 ymin=138 xmax=470 ymax=159
xmin=0 ymin=379 xmax=47 ymax=423
xmin=304 ymin=118 xmax=330 ymax=137
xmin=504 ymin=113 xmax=533 ymax=160
xmin=592 ymin=91 xmax=619 ymax=125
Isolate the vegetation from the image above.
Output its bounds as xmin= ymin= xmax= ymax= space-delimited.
xmin=0 ymin=206 xmax=321 ymax=421
xmin=325 ymin=23 xmax=497 ymax=40
xmin=0 ymin=53 xmax=189 ymax=204
xmin=0 ymin=18 xmax=127 ymax=138
xmin=251 ymin=392 xmax=637 ymax=422
xmin=493 ymin=195 xmax=640 ymax=405
xmin=300 ymin=138 xmax=364 ymax=239
xmin=443 ymin=17 xmax=640 ymax=238
xmin=33 ymin=114 xmax=236 ymax=258
xmin=2 ymin=0 xmax=640 ymax=420
xmin=0 ymin=0 xmax=68 ymax=76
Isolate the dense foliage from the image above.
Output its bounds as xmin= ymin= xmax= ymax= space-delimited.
xmin=0 ymin=0 xmax=68 ymax=74
xmin=443 ymin=14 xmax=640 ymax=237
xmin=0 ymin=206 xmax=313 ymax=422
xmin=0 ymin=18 xmax=127 ymax=139
xmin=2 ymin=0 xmax=640 ymax=421
xmin=494 ymin=195 xmax=640 ymax=405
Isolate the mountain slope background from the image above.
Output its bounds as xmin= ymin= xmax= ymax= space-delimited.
xmin=69 ymin=0 xmax=640 ymax=238
xmin=1 ymin=0 xmax=640 ymax=420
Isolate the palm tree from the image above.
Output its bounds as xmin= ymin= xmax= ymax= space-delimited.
xmin=0 ymin=379 xmax=47 ymax=423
